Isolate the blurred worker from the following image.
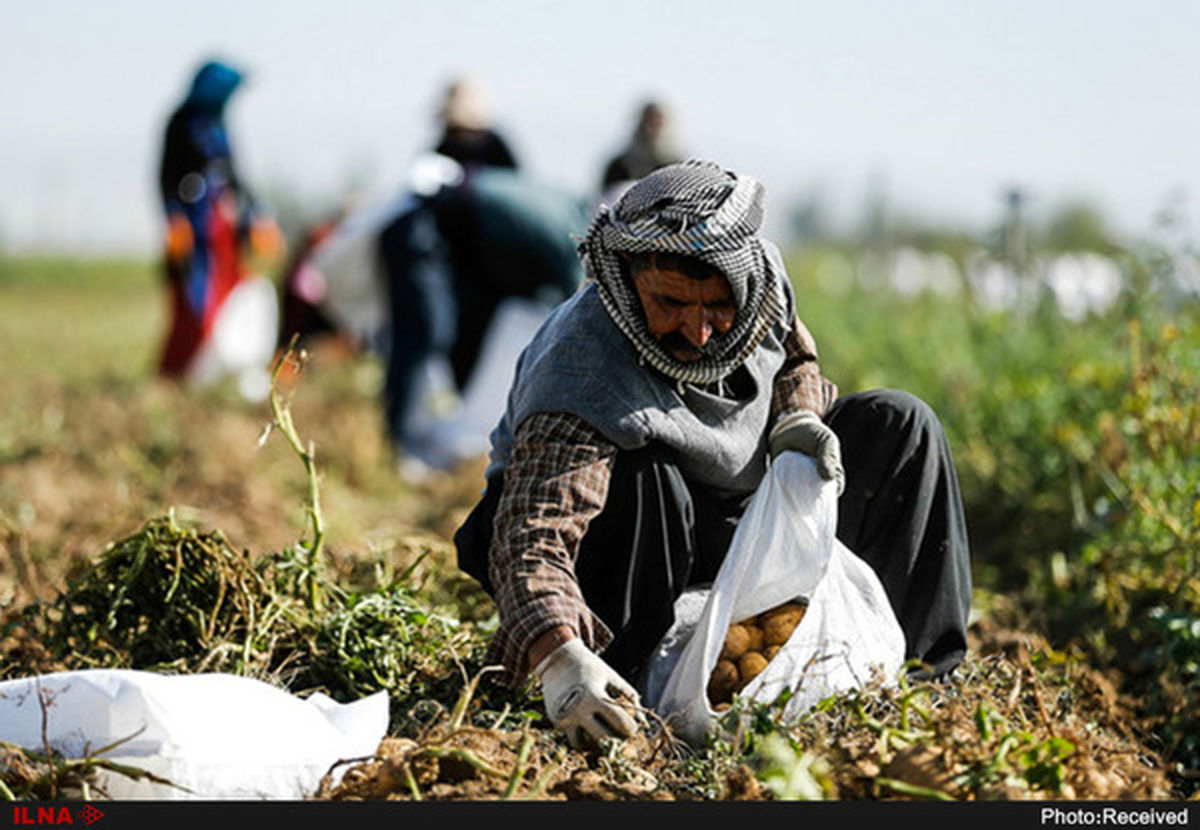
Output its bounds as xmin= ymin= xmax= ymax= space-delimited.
xmin=157 ymin=58 xmax=283 ymax=383
xmin=379 ymin=159 xmax=589 ymax=475
xmin=432 ymin=77 xmax=519 ymax=171
xmin=599 ymin=99 xmax=685 ymax=199
xmin=282 ymin=155 xmax=589 ymax=476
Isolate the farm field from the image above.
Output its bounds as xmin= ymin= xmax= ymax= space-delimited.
xmin=1 ymin=253 xmax=1196 ymax=802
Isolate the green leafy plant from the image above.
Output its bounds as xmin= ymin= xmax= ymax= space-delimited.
xmin=753 ymin=733 xmax=834 ymax=800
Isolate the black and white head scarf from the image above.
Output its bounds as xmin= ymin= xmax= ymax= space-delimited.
xmin=578 ymin=159 xmax=786 ymax=386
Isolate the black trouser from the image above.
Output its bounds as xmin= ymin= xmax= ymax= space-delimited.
xmin=454 ymin=389 xmax=972 ymax=686
xmin=378 ymin=203 xmax=459 ymax=449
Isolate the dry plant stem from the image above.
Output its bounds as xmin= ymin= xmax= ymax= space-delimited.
xmin=36 ymin=680 xmax=55 ymax=800
xmin=520 ymin=751 xmax=564 ymax=800
xmin=402 ymin=762 xmax=421 ymax=800
xmin=876 ymin=777 xmax=957 ymax=801
xmin=2 ymin=519 xmax=43 ymax=600
xmin=318 ymin=754 xmax=376 ymax=796
xmin=268 ymin=338 xmax=326 ymax=611
xmin=1005 ymin=672 xmax=1023 ymax=716
xmin=415 ymin=746 xmax=508 ymax=779
xmin=1028 ymin=669 xmax=1056 ymax=738
xmin=447 ymin=666 xmax=501 ymax=733
xmin=0 ymin=739 xmax=186 ymax=797
xmin=491 ymin=703 xmax=513 ymax=729
xmin=644 ymin=709 xmax=687 ymax=764
xmin=502 ymin=730 xmax=534 ymax=799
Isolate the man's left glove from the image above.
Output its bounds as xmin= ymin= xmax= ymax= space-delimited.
xmin=533 ymin=638 xmax=642 ymax=748
xmin=768 ymin=410 xmax=845 ymax=495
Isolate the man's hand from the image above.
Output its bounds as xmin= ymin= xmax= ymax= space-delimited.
xmin=768 ymin=410 xmax=845 ymax=495
xmin=533 ymin=638 xmax=643 ymax=748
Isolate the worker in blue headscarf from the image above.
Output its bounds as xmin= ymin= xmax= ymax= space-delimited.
xmin=157 ymin=58 xmax=282 ymax=377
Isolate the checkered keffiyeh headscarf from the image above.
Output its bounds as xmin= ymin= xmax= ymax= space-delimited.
xmin=579 ymin=159 xmax=786 ymax=386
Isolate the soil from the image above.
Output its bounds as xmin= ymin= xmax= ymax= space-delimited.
xmin=1 ymin=356 xmax=1194 ymax=802
xmin=311 ymin=619 xmax=1182 ymax=802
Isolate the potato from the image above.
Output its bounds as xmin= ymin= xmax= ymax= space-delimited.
xmin=720 ymin=623 xmax=751 ymax=661
xmin=762 ymin=616 xmax=797 ymax=646
xmin=760 ymin=600 xmax=807 ymax=625
xmin=743 ymin=622 xmax=764 ymax=653
xmin=711 ymin=606 xmax=804 ymax=703
xmin=737 ymin=651 xmax=768 ymax=688
xmin=761 ymin=601 xmax=807 ymax=646
xmin=707 ymin=658 xmax=740 ymax=704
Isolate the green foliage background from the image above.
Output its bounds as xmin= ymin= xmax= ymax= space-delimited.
xmin=787 ymin=244 xmax=1200 ymax=770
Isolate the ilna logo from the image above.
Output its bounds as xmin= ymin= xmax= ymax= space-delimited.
xmin=11 ymin=806 xmax=103 ymax=826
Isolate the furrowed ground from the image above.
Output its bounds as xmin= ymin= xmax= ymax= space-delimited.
xmin=1 ymin=254 xmax=1196 ymax=801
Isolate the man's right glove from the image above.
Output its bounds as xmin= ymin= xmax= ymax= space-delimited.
xmin=768 ymin=409 xmax=845 ymax=495
xmin=533 ymin=638 xmax=642 ymax=748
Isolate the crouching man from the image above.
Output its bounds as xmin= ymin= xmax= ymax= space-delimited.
xmin=455 ymin=160 xmax=972 ymax=747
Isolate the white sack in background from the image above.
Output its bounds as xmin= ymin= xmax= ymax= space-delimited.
xmin=404 ymin=296 xmax=552 ymax=470
xmin=185 ymin=274 xmax=280 ymax=401
xmin=0 ymin=669 xmax=388 ymax=800
xmin=646 ymin=453 xmax=906 ymax=746
xmin=310 ymin=192 xmax=413 ymax=347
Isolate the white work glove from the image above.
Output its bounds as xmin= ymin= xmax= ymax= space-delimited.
xmin=533 ymin=638 xmax=642 ymax=748
xmin=768 ymin=410 xmax=845 ymax=495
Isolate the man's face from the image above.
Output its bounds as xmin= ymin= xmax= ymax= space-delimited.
xmin=631 ymin=266 xmax=736 ymax=362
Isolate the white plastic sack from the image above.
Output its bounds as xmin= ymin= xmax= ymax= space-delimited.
xmin=185 ymin=274 xmax=280 ymax=402
xmin=311 ymin=192 xmax=415 ymax=346
xmin=647 ymin=453 xmax=906 ymax=746
xmin=0 ymin=669 xmax=388 ymax=800
xmin=404 ymin=297 xmax=552 ymax=470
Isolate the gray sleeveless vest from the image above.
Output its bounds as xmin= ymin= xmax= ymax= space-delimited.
xmin=487 ymin=254 xmax=795 ymax=497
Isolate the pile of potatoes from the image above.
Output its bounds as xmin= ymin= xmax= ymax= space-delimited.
xmin=707 ymin=600 xmax=808 ymax=710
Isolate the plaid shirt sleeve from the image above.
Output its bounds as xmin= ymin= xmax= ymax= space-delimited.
xmin=770 ymin=312 xmax=839 ymax=422
xmin=485 ymin=411 xmax=619 ymax=688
